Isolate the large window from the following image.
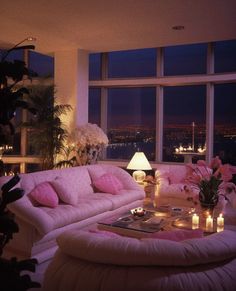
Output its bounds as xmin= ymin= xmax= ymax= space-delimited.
xmin=29 ymin=51 xmax=54 ymax=77
xmin=163 ymin=86 xmax=206 ymax=162
xmin=106 ymin=87 xmax=156 ymax=160
xmin=3 ymin=108 xmax=22 ymax=156
xmin=108 ymin=48 xmax=157 ymax=78
xmin=214 ymin=40 xmax=236 ymax=73
xmin=89 ymin=40 xmax=236 ymax=164
xmin=214 ymin=83 xmax=236 ymax=164
xmin=89 ymin=53 xmax=101 ymax=80
xmin=164 ymin=43 xmax=207 ymax=76
xmin=88 ymin=88 xmax=101 ymax=126
xmin=0 ymin=49 xmax=24 ymax=62
xmin=0 ymin=50 xmax=54 ymax=173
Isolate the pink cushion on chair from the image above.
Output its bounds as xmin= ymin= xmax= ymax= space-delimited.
xmin=29 ymin=182 xmax=59 ymax=208
xmin=93 ymin=173 xmax=123 ymax=194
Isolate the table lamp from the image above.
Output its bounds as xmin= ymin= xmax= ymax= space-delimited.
xmin=127 ymin=152 xmax=152 ymax=183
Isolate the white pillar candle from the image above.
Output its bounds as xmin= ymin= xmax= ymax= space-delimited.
xmin=192 ymin=213 xmax=199 ymax=229
xmin=217 ymin=213 xmax=224 ymax=227
xmin=206 ymin=215 xmax=213 ymax=231
xmin=217 ymin=226 xmax=224 ymax=232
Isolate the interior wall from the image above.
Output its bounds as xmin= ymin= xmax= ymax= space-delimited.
xmin=54 ymin=49 xmax=89 ymax=132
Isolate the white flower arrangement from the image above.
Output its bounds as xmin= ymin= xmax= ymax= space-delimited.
xmin=72 ymin=123 xmax=108 ymax=148
xmin=69 ymin=123 xmax=108 ymax=165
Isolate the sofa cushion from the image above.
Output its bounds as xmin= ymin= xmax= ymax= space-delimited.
xmin=158 ymin=183 xmax=198 ymax=199
xmin=29 ymin=182 xmax=59 ymax=208
xmin=145 ymin=229 xmax=204 ymax=241
xmin=41 ymin=196 xmax=113 ymax=229
xmin=100 ymin=189 xmax=145 ymax=209
xmin=20 ymin=166 xmax=94 ymax=197
xmin=88 ymin=165 xmax=107 ymax=181
xmin=51 ymin=177 xmax=78 ymax=205
xmin=169 ymin=165 xmax=191 ymax=184
xmin=93 ymin=173 xmax=123 ymax=194
xmin=96 ymin=164 xmax=143 ymax=191
xmin=57 ymin=229 xmax=236 ymax=266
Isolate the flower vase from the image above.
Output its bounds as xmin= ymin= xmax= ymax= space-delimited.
xmin=199 ymin=191 xmax=218 ymax=218
xmin=86 ymin=145 xmax=101 ymax=165
xmin=199 ymin=202 xmax=216 ymax=218
xmin=76 ymin=145 xmax=102 ymax=166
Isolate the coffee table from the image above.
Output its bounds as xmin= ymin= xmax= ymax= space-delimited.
xmin=97 ymin=201 xmax=236 ymax=238
xmin=97 ymin=205 xmax=192 ymax=238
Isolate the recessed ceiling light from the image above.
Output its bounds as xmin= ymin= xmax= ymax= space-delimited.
xmin=172 ymin=25 xmax=185 ymax=30
xmin=27 ymin=37 xmax=36 ymax=41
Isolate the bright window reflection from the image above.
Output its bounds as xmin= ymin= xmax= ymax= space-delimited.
xmin=214 ymin=83 xmax=236 ymax=165
xmin=163 ymin=85 xmax=206 ymax=162
xmin=107 ymin=87 xmax=156 ymax=160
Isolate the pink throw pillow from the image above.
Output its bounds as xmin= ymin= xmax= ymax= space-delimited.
xmin=93 ymin=173 xmax=123 ymax=195
xmin=29 ymin=182 xmax=59 ymax=208
xmin=145 ymin=229 xmax=204 ymax=241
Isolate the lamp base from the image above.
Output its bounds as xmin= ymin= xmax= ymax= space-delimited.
xmin=132 ymin=170 xmax=146 ymax=184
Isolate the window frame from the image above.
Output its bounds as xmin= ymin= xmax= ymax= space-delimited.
xmin=89 ymin=43 xmax=236 ymax=163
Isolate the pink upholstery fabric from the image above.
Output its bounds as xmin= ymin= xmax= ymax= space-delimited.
xmin=50 ymin=177 xmax=78 ymax=205
xmin=29 ymin=182 xmax=58 ymax=208
xmin=57 ymin=229 xmax=236 ymax=266
xmin=93 ymin=173 xmax=123 ymax=194
xmin=98 ymin=164 xmax=142 ymax=191
xmin=100 ymin=189 xmax=145 ymax=209
xmin=169 ymin=165 xmax=191 ymax=184
xmin=145 ymin=229 xmax=203 ymax=241
xmin=88 ymin=229 xmax=121 ymax=238
xmin=5 ymin=164 xmax=145 ymax=263
xmin=88 ymin=165 xmax=106 ymax=181
xmin=20 ymin=166 xmax=94 ymax=197
xmin=41 ymin=197 xmax=113 ymax=229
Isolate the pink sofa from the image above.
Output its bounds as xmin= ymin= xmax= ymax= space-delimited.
xmin=154 ymin=163 xmax=229 ymax=212
xmin=43 ymin=229 xmax=236 ymax=291
xmin=154 ymin=163 xmax=198 ymax=207
xmin=0 ymin=164 xmax=145 ymax=263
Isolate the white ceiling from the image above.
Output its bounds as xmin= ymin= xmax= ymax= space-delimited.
xmin=1 ymin=0 xmax=236 ymax=55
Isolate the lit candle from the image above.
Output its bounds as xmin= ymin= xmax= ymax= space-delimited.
xmin=217 ymin=226 xmax=224 ymax=232
xmin=217 ymin=213 xmax=224 ymax=227
xmin=192 ymin=213 xmax=199 ymax=229
xmin=206 ymin=215 xmax=213 ymax=231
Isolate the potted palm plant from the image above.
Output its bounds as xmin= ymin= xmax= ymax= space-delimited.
xmin=23 ymin=85 xmax=72 ymax=170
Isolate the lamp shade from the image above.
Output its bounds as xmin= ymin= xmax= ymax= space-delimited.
xmin=127 ymin=152 xmax=152 ymax=170
xmin=127 ymin=152 xmax=152 ymax=183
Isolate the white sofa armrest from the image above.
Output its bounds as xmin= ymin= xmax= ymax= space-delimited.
xmin=7 ymin=195 xmax=54 ymax=235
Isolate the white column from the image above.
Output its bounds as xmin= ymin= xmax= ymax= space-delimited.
xmin=54 ymin=49 xmax=89 ymax=132
xmin=206 ymin=83 xmax=214 ymax=163
xmin=206 ymin=43 xmax=214 ymax=163
xmin=156 ymin=47 xmax=164 ymax=162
